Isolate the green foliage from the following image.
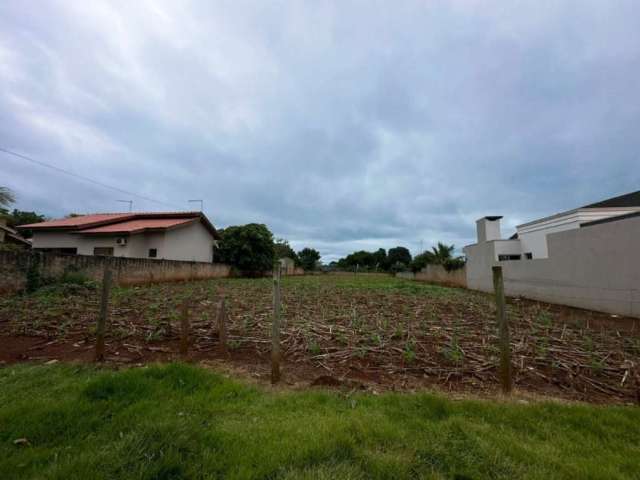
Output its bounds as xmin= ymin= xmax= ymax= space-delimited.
xmin=443 ymin=256 xmax=466 ymax=272
xmin=215 ymin=223 xmax=275 ymax=275
xmin=274 ymin=238 xmax=300 ymax=265
xmin=411 ymin=242 xmax=466 ymax=272
xmin=442 ymin=335 xmax=465 ymax=365
xmin=25 ymin=262 xmax=96 ymax=295
xmin=387 ymin=246 xmax=412 ymax=267
xmin=335 ymin=249 xmax=389 ymax=272
xmin=298 ymin=247 xmax=321 ymax=271
xmin=403 ymin=339 xmax=416 ymax=363
xmin=1 ymin=363 xmax=639 ymax=479
xmin=0 ymin=186 xmax=15 ymax=209
xmin=2 ymin=209 xmax=47 ymax=238
xmin=410 ymin=251 xmax=430 ymax=272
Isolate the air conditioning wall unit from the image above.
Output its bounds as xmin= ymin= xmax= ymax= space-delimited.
xmin=116 ymin=237 xmax=127 ymax=246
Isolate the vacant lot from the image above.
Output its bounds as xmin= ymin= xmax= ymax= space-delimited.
xmin=1 ymin=363 xmax=640 ymax=480
xmin=1 ymin=274 xmax=639 ymax=403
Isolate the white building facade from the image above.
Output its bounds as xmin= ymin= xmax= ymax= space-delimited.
xmin=463 ymin=191 xmax=640 ymax=317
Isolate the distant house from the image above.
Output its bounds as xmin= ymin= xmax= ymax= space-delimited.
xmin=18 ymin=212 xmax=220 ymax=262
xmin=0 ymin=218 xmax=31 ymax=249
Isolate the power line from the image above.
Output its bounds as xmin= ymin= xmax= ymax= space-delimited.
xmin=0 ymin=147 xmax=182 ymax=210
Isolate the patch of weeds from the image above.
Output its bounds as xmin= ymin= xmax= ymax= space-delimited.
xmin=392 ymin=326 xmax=404 ymax=340
xmin=533 ymin=333 xmax=550 ymax=358
xmin=535 ymin=309 xmax=553 ymax=328
xmin=243 ymin=316 xmax=256 ymax=330
xmin=370 ymin=333 xmax=383 ymax=347
xmin=112 ymin=326 xmax=130 ymax=340
xmin=229 ymin=339 xmax=242 ymax=350
xmin=442 ymin=336 xmax=464 ymax=365
xmin=307 ymin=339 xmax=322 ymax=356
xmin=589 ymin=357 xmax=606 ymax=374
xmin=146 ymin=328 xmax=166 ymax=342
xmin=403 ymin=339 xmax=416 ymax=364
xmin=381 ymin=318 xmax=390 ymax=330
xmin=583 ymin=335 xmax=595 ymax=352
xmin=57 ymin=319 xmax=73 ymax=337
xmin=335 ymin=331 xmax=348 ymax=345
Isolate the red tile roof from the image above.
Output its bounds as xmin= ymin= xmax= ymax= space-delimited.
xmin=18 ymin=212 xmax=219 ymax=238
xmin=19 ymin=213 xmax=134 ymax=229
xmin=79 ymin=218 xmax=195 ymax=234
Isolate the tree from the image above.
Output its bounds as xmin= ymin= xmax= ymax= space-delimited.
xmin=0 ymin=187 xmax=15 ymax=210
xmin=410 ymin=251 xmax=430 ymax=273
xmin=298 ymin=247 xmax=321 ymax=271
xmin=387 ymin=246 xmax=412 ymax=268
xmin=5 ymin=209 xmax=47 ymax=238
xmin=216 ymin=224 xmax=275 ymax=275
xmin=372 ymin=248 xmax=388 ymax=271
xmin=274 ymin=238 xmax=300 ymax=265
xmin=428 ymin=242 xmax=455 ymax=264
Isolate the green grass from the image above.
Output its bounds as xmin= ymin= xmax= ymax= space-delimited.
xmin=1 ymin=363 xmax=639 ymax=479
xmin=286 ymin=273 xmax=460 ymax=296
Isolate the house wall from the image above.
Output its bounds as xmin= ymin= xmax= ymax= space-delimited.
xmin=162 ymin=221 xmax=213 ymax=262
xmin=517 ymin=207 xmax=640 ymax=258
xmin=30 ymin=221 xmax=214 ymax=262
xmin=464 ymin=215 xmax=640 ymax=318
xmin=0 ymin=251 xmax=231 ymax=294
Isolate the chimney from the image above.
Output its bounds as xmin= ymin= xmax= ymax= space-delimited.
xmin=476 ymin=216 xmax=502 ymax=243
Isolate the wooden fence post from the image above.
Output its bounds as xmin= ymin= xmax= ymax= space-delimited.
xmin=271 ymin=264 xmax=282 ymax=384
xmin=180 ymin=299 xmax=190 ymax=357
xmin=95 ymin=261 xmax=112 ymax=362
xmin=492 ymin=265 xmax=512 ymax=394
xmin=217 ymin=296 xmax=228 ymax=355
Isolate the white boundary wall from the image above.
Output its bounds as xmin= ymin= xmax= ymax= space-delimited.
xmin=464 ymin=215 xmax=640 ymax=318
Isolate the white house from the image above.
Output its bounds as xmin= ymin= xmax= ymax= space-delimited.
xmin=463 ymin=190 xmax=640 ymax=317
xmin=466 ymin=190 xmax=640 ymax=262
xmin=18 ymin=211 xmax=220 ymax=263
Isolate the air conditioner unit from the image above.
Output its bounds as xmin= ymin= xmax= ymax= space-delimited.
xmin=116 ymin=237 xmax=127 ymax=246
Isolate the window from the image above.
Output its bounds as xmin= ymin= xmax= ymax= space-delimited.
xmin=525 ymin=253 xmax=533 ymax=260
xmin=498 ymin=254 xmax=521 ymax=261
xmin=148 ymin=248 xmax=158 ymax=258
xmin=93 ymin=247 xmax=114 ymax=256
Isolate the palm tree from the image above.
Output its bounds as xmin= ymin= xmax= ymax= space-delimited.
xmin=428 ymin=242 xmax=455 ymax=264
xmin=0 ymin=187 xmax=15 ymax=209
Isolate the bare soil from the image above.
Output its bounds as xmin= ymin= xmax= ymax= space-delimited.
xmin=1 ymin=274 xmax=639 ymax=404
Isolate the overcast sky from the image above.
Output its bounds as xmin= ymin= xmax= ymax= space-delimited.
xmin=1 ymin=1 xmax=639 ymax=261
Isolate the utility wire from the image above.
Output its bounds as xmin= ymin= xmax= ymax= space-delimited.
xmin=0 ymin=147 xmax=182 ymax=210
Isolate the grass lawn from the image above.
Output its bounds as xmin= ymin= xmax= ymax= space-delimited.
xmin=1 ymin=363 xmax=639 ymax=479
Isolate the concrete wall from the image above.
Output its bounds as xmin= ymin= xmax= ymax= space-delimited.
xmin=396 ymin=265 xmax=467 ymax=288
xmin=465 ymin=215 xmax=640 ymax=318
xmin=30 ymin=221 xmax=214 ymax=262
xmin=0 ymin=251 xmax=231 ymax=294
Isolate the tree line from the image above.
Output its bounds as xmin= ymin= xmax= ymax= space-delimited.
xmin=331 ymin=242 xmax=465 ymax=273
